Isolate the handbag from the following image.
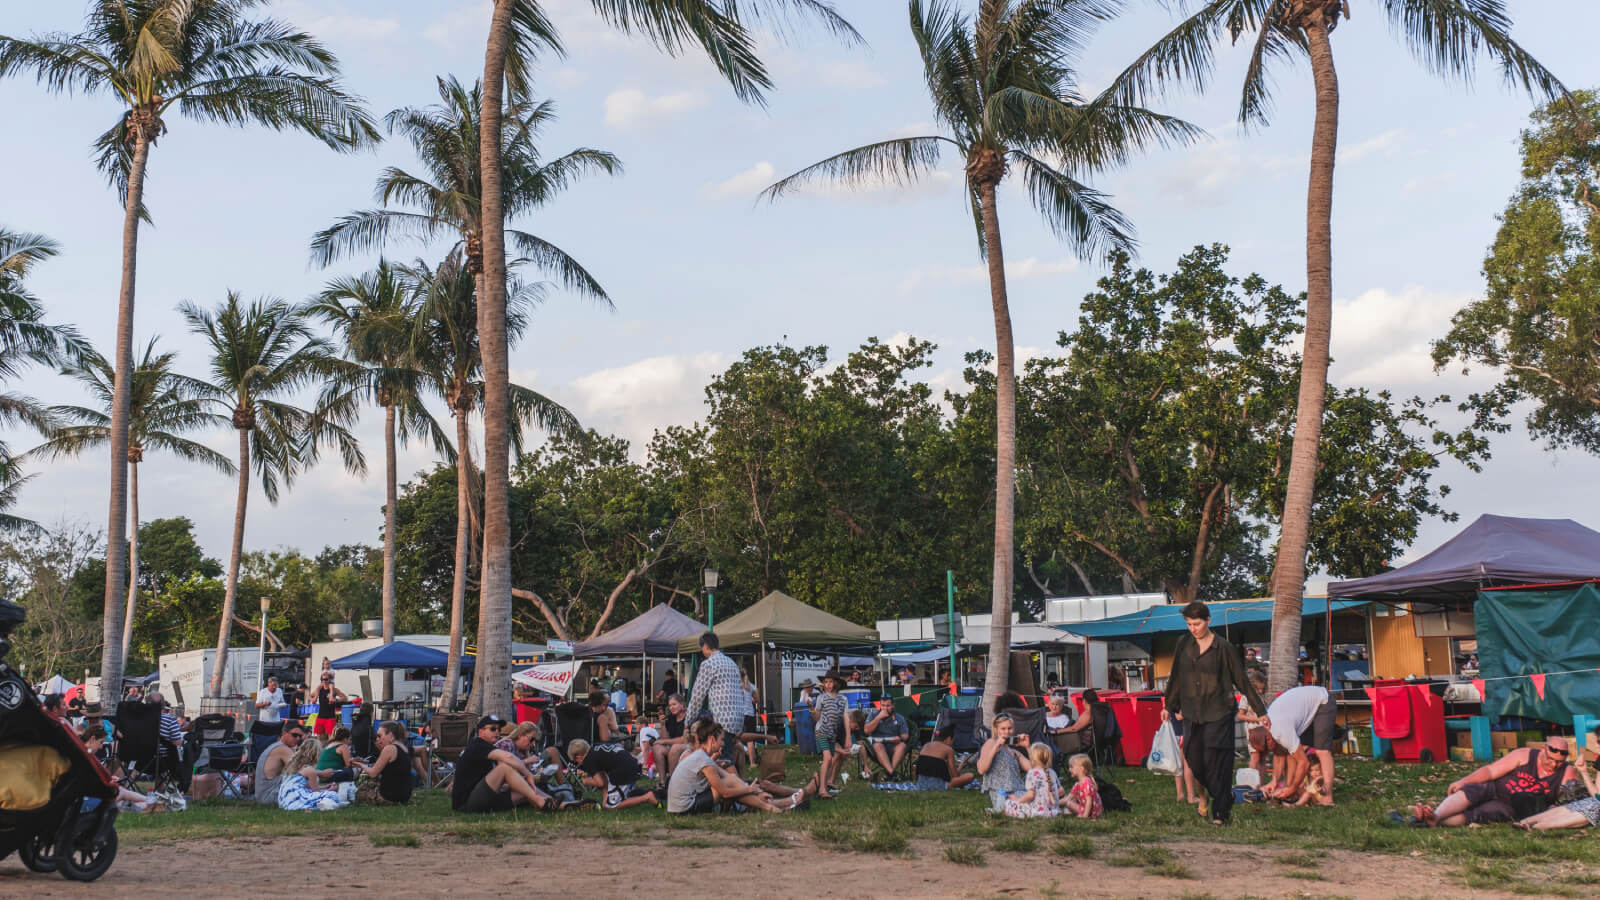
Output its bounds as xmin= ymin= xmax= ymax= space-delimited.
xmin=1146 ymin=721 xmax=1183 ymax=776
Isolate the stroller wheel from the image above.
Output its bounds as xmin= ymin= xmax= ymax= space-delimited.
xmin=58 ymin=828 xmax=116 ymax=882
xmin=19 ymin=833 xmax=57 ymax=873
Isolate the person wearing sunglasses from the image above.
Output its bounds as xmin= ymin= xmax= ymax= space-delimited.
xmin=1516 ymin=733 xmax=1600 ymax=831
xmin=1410 ymin=734 xmax=1580 ymax=826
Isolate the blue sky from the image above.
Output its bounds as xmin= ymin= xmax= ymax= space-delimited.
xmin=5 ymin=0 xmax=1599 ymax=576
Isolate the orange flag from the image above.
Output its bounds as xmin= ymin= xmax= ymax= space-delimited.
xmin=1530 ymin=673 xmax=1547 ymax=700
xmin=785 ymin=711 xmax=793 ymax=721
xmin=911 ymin=693 xmax=921 ymax=704
xmin=759 ymin=713 xmax=767 ymax=724
xmin=1472 ymin=679 xmax=1486 ymax=700
xmin=949 ymin=683 xmax=958 ymax=696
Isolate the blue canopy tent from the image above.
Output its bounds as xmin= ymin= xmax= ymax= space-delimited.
xmin=328 ymin=641 xmax=474 ymax=672
xmin=1056 ymin=598 xmax=1365 ymax=643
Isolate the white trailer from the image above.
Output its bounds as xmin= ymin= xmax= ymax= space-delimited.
xmin=308 ymin=634 xmax=544 ymax=703
xmin=156 ymin=648 xmax=260 ymax=712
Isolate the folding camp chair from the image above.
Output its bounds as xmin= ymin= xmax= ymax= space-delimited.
xmin=248 ymin=719 xmax=283 ymax=766
xmin=115 ymin=700 xmax=181 ymax=793
xmin=934 ymin=708 xmax=984 ymax=754
xmin=1085 ymin=701 xmax=1123 ymax=768
xmin=190 ymin=713 xmax=248 ymax=797
xmin=429 ymin=711 xmax=476 ymax=789
xmin=549 ymin=702 xmax=595 ymax=763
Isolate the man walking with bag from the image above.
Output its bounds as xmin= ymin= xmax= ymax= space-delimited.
xmin=1161 ymin=601 xmax=1267 ymax=825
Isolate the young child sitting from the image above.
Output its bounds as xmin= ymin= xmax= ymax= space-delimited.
xmin=1287 ymin=753 xmax=1327 ymax=807
xmin=1062 ymin=752 xmax=1103 ymax=819
xmin=1003 ymin=742 xmax=1060 ymax=819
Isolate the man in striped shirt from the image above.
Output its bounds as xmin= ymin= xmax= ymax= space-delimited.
xmin=149 ymin=691 xmax=186 ymax=789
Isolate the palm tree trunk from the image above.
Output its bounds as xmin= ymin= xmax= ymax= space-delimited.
xmin=1268 ymin=12 xmax=1339 ymax=695
xmin=441 ymin=413 xmax=472 ymax=711
xmin=382 ymin=402 xmax=398 ymax=702
xmin=212 ymin=426 xmax=250 ymax=697
xmin=975 ymin=178 xmax=1015 ymax=726
xmin=121 ymin=460 xmax=140 ymax=665
xmin=473 ymin=0 xmax=516 ymax=720
xmin=100 ymin=129 xmax=152 ymax=713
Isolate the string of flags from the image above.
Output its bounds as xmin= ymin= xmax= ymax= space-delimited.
xmin=1468 ymin=665 xmax=1600 ymax=701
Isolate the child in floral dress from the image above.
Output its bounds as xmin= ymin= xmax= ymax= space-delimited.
xmin=1004 ymin=742 xmax=1060 ymax=818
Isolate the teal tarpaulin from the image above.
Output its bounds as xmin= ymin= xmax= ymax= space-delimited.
xmin=1476 ymin=584 xmax=1600 ymax=721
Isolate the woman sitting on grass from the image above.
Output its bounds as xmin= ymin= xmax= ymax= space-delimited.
xmin=977 ymin=713 xmax=1028 ymax=812
xmin=277 ymin=738 xmax=348 ymax=811
xmin=1517 ymin=746 xmax=1599 ymax=831
xmin=912 ymin=724 xmax=977 ymax=790
xmin=353 ymin=722 xmax=413 ymax=806
xmin=665 ymin=720 xmax=816 ymax=814
xmin=1003 ymin=742 xmax=1059 ymax=818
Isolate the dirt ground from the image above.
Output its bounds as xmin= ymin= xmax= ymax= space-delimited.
xmin=0 ymin=835 xmax=1524 ymax=899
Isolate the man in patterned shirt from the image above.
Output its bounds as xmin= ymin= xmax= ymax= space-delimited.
xmin=685 ymin=632 xmax=743 ymax=763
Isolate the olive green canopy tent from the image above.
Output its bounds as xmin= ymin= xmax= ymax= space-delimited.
xmin=675 ymin=590 xmax=879 ymax=653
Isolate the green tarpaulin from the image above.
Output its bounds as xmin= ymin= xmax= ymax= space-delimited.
xmin=1476 ymin=584 xmax=1600 ymax=721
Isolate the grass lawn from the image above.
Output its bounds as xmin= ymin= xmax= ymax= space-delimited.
xmin=116 ymin=752 xmax=1598 ymax=894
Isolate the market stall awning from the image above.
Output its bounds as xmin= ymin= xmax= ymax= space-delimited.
xmin=1055 ymin=598 xmax=1363 ymax=640
xmin=1328 ymin=514 xmax=1600 ymax=603
xmin=328 ymin=640 xmax=474 ymax=672
xmin=574 ymin=603 xmax=705 ymax=658
xmin=676 ymin=590 xmax=879 ymax=653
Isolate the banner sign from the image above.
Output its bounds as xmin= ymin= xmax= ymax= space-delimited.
xmin=512 ymin=661 xmax=579 ymax=697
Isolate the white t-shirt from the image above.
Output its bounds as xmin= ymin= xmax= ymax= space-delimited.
xmin=1045 ymin=713 xmax=1073 ymax=730
xmin=257 ymin=686 xmax=285 ymax=723
xmin=1266 ymin=685 xmax=1329 ymax=754
xmin=667 ymin=749 xmax=716 ymax=813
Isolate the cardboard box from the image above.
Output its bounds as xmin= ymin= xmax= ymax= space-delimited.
xmin=1453 ymin=731 xmax=1474 ymax=749
xmin=1449 ymin=746 xmax=1474 ymax=762
xmin=1491 ymin=731 xmax=1518 ymax=751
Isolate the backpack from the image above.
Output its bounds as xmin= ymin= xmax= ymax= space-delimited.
xmin=1095 ymin=774 xmax=1131 ymax=813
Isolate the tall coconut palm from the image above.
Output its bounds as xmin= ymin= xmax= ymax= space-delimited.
xmin=0 ymin=0 xmax=379 ymax=709
xmin=0 ymin=228 xmax=81 ymax=532
xmin=182 ymin=293 xmax=365 ymax=697
xmin=36 ymin=339 xmax=234 ymax=661
xmin=403 ymin=252 xmax=577 ymax=710
xmin=307 ymin=263 xmax=449 ymax=700
xmin=1110 ymin=0 xmax=1565 ymax=692
xmin=472 ymin=0 xmax=857 ymax=719
xmin=762 ymin=0 xmax=1196 ymax=720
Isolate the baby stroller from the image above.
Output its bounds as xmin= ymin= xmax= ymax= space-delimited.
xmin=0 ymin=598 xmax=120 ymax=881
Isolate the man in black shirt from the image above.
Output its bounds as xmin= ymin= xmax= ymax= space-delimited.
xmin=1162 ymin=601 xmax=1268 ymax=825
xmin=658 ymin=669 xmax=678 ymax=702
xmin=451 ymin=715 xmax=556 ymax=813
xmin=569 ymin=739 xmax=659 ymax=809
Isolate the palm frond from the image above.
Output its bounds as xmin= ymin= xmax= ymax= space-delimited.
xmin=507 ymin=232 xmax=611 ymax=306
xmin=1011 ymin=150 xmax=1135 ymax=260
xmin=761 ymin=136 xmax=953 ymax=201
xmin=585 ymin=0 xmax=771 ymax=105
xmin=1383 ymin=0 xmax=1568 ymax=101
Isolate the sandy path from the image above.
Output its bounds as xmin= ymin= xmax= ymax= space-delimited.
xmin=0 ymin=835 xmax=1516 ymax=898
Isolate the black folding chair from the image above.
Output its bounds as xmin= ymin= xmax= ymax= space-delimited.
xmin=190 ymin=713 xmax=248 ymax=797
xmin=114 ymin=700 xmax=181 ymax=793
xmin=248 ymin=719 xmax=283 ymax=766
xmin=550 ymin=702 xmax=595 ymax=763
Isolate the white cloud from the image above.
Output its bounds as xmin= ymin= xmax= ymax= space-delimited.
xmin=278 ymin=1 xmax=400 ymax=42
xmin=897 ymin=257 xmax=1079 ymax=295
xmin=566 ymin=352 xmax=730 ymax=455
xmin=817 ymin=60 xmax=886 ymax=90
xmin=1317 ymin=285 xmax=1478 ymax=393
xmin=1154 ymin=137 xmax=1305 ymax=208
xmin=1339 ymin=129 xmax=1405 ymax=165
xmin=706 ymin=161 xmax=776 ymax=199
xmin=603 ymin=88 xmax=708 ymax=130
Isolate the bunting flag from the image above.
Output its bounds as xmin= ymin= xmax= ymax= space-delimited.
xmin=759 ymin=713 xmax=767 ymax=724
xmin=1530 ymin=673 xmax=1547 ymax=700
xmin=949 ymin=683 xmax=958 ymax=696
xmin=785 ymin=711 xmax=793 ymax=721
xmin=911 ymin=693 xmax=921 ymax=704
xmin=1472 ymin=679 xmax=1486 ymax=700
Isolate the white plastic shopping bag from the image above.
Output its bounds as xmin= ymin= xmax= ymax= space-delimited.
xmin=1146 ymin=721 xmax=1183 ymax=776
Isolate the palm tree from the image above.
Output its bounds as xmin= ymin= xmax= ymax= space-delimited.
xmin=182 ymin=293 xmax=365 ymax=697
xmin=1111 ymin=0 xmax=1565 ymax=693
xmin=472 ymin=0 xmax=858 ymax=718
xmin=306 ymin=263 xmax=448 ymax=700
xmin=0 ymin=227 xmax=81 ymax=532
xmin=37 ymin=339 xmax=234 ymax=662
xmin=0 ymin=0 xmax=379 ymax=709
xmin=403 ymin=252 xmax=577 ymax=710
xmin=310 ymin=75 xmax=618 ymax=310
xmin=761 ymin=0 xmax=1195 ymax=719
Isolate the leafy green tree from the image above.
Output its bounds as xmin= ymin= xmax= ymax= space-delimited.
xmin=38 ymin=339 xmax=233 ymax=663
xmin=307 ymin=262 xmax=447 ymax=685
xmin=0 ymin=522 xmax=105 ymax=680
xmin=762 ymin=0 xmax=1195 ymax=717
xmin=1434 ymin=90 xmax=1600 ymax=454
xmin=1114 ymin=0 xmax=1565 ymax=692
xmin=0 ymin=0 xmax=379 ymax=708
xmin=182 ymin=293 xmax=365 ymax=696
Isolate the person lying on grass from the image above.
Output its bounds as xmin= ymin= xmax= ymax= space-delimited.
xmin=1517 ymin=743 xmax=1600 ymax=831
xmin=569 ymin=738 xmax=660 ymax=810
xmin=1409 ymin=734 xmax=1577 ymax=826
xmin=665 ymin=719 xmax=817 ymax=814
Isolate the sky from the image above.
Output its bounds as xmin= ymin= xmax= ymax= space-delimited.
xmin=4 ymin=0 xmax=1600 ymax=580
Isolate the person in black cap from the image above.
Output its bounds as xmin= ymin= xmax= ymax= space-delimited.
xmin=450 ymin=714 xmax=560 ymax=813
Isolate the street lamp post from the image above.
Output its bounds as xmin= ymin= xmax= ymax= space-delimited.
xmin=256 ymin=597 xmax=270 ymax=695
xmin=703 ymin=567 xmax=719 ymax=630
